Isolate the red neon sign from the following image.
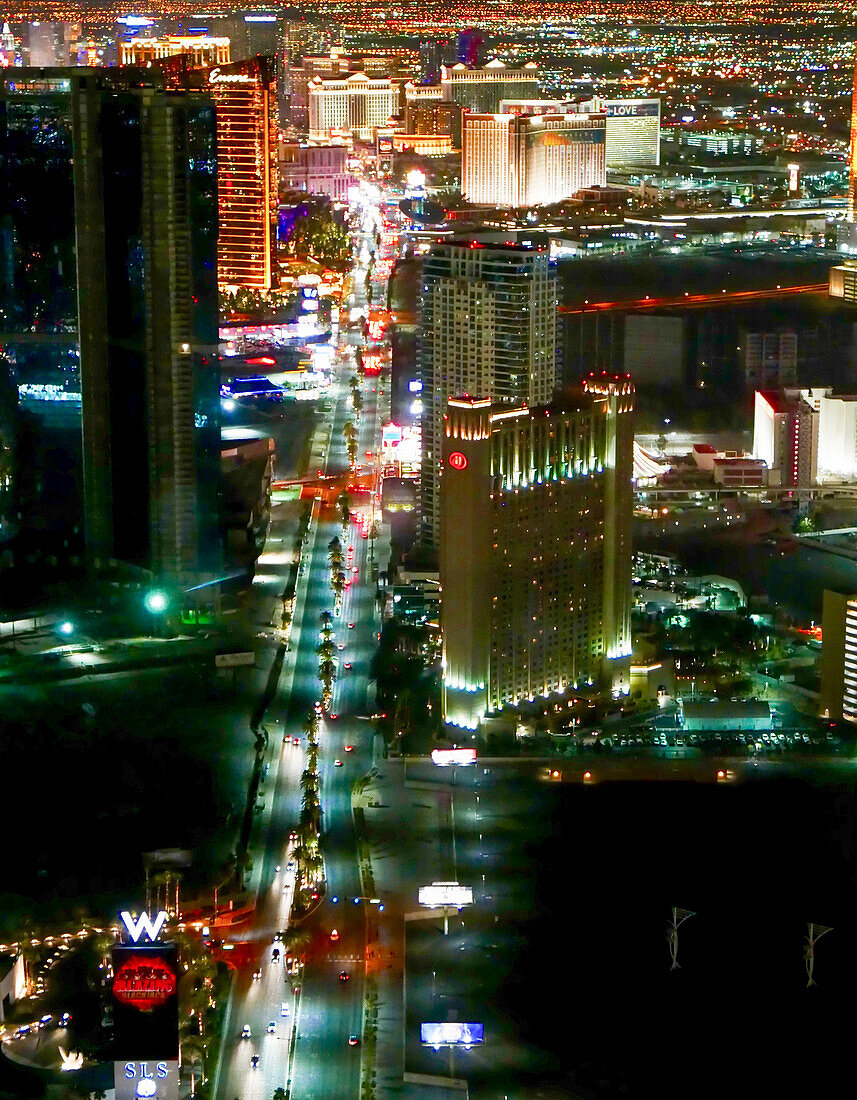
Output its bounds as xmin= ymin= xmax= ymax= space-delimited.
xmin=113 ymin=955 xmax=177 ymax=1012
xmin=448 ymin=452 xmax=467 ymax=471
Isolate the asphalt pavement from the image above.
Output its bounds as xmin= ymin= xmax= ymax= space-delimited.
xmin=215 ymin=206 xmax=394 ymax=1100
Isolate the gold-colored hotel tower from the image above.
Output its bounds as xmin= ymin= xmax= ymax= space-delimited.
xmin=440 ymin=380 xmax=634 ymax=731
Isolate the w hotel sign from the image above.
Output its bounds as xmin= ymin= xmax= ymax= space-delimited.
xmin=113 ymin=911 xmax=179 ymax=1100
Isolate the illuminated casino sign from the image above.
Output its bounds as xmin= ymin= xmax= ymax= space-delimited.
xmin=209 ymin=67 xmax=252 ymax=84
xmin=113 ymin=955 xmax=177 ymax=1012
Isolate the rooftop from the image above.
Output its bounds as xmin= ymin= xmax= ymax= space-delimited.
xmin=680 ymin=700 xmax=771 ymax=719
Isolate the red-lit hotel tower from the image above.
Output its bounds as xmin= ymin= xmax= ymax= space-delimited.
xmin=440 ymin=379 xmax=634 ymax=732
xmin=851 ymin=50 xmax=857 ymax=222
xmin=208 ymin=56 xmax=279 ymax=290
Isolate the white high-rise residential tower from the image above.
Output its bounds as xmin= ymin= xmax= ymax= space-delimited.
xmin=418 ymin=241 xmax=558 ymax=549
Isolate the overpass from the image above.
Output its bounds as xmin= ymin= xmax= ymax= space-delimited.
xmin=560 ymin=282 xmax=828 ymax=315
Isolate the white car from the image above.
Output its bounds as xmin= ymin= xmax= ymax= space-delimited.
xmin=281 ymin=1002 xmax=290 ymax=1017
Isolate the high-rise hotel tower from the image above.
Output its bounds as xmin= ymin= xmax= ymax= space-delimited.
xmin=207 ymin=56 xmax=278 ymax=291
xmin=440 ymin=381 xmax=634 ymax=731
xmin=418 ymin=241 xmax=557 ymax=549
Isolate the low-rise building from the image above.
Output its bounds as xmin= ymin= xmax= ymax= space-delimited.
xmin=0 ymin=953 xmax=25 ymax=1021
xmin=279 ymin=141 xmax=354 ymax=202
xmin=679 ymin=699 xmax=772 ymax=731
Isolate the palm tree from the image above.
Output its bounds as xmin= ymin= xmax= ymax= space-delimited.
xmin=319 ymin=610 xmax=334 ymax=631
xmin=319 ymin=661 xmax=336 ymax=694
xmin=317 ymin=638 xmax=335 ymax=660
xmin=300 ymin=769 xmax=319 ymax=794
xmin=281 ymin=927 xmax=312 ymax=955
xmin=337 ymin=490 xmax=352 ymax=528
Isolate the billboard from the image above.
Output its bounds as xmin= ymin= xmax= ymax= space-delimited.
xmin=112 ymin=943 xmax=179 ymax=1061
xmin=431 ymin=748 xmax=477 ymax=766
xmin=421 ymin=1022 xmax=484 ymax=1047
xmin=419 ymin=882 xmax=473 ymax=907
xmin=603 ymin=100 xmax=659 ymax=117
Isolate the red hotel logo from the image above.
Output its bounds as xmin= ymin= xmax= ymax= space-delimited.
xmin=113 ymin=956 xmax=177 ymax=1012
xmin=448 ymin=452 xmax=467 ymax=470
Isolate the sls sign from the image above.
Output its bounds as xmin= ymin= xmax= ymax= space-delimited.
xmin=120 ymin=911 xmax=168 ymax=944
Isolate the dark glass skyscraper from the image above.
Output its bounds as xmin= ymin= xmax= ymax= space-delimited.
xmin=0 ymin=68 xmax=221 ymax=585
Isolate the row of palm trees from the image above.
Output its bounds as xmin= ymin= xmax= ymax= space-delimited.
xmin=343 ymin=419 xmax=358 ymax=467
xmin=328 ymin=536 xmax=347 ymax=605
xmin=318 ymin=607 xmax=337 ymax=708
xmin=349 ymin=374 xmax=363 ymax=417
xmin=293 ymin=707 xmax=324 ymax=910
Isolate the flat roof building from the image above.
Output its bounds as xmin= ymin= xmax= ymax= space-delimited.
xmin=120 ymin=35 xmax=230 ymax=67
xmin=309 ymin=71 xmax=398 ymax=142
xmin=579 ymin=96 xmax=661 ymax=167
xmin=440 ymin=60 xmax=539 ymax=114
xmin=207 ymin=56 xmax=279 ymax=291
xmin=440 ymin=381 xmax=634 ymax=730
xmin=820 ymin=589 xmax=857 ymax=722
xmin=678 ymin=699 xmax=772 ymax=731
xmin=419 ymin=241 xmax=558 ymax=550
xmin=462 ymin=109 xmax=606 ymax=207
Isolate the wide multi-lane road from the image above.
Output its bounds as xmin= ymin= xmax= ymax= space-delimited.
xmin=216 ymin=206 xmax=392 ymax=1100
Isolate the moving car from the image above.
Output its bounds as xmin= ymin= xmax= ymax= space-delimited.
xmin=339 ymin=971 xmax=350 ymax=982
xmin=334 ymin=759 xmax=343 ymax=767
xmin=330 ymin=929 xmax=340 ymax=941
xmin=348 ymin=1035 xmax=360 ymax=1046
xmin=344 ymin=744 xmax=354 ymax=752
xmin=251 ymin=1055 xmax=260 ymax=1069
xmin=241 ymin=1025 xmax=251 ymax=1039
xmin=281 ymin=1003 xmax=290 ymax=1017
xmin=253 ymin=969 xmax=262 ymax=980
xmin=267 ymin=1021 xmax=276 ymax=1034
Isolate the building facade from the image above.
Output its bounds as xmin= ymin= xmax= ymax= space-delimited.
xmin=207 ymin=56 xmax=278 ymax=290
xmin=0 ymin=68 xmax=221 ymax=583
xmin=741 ymin=330 xmax=798 ymax=389
xmin=120 ymin=36 xmax=230 ymax=67
xmin=403 ymin=100 xmax=462 ymax=146
xmin=25 ymin=21 xmax=78 ymax=66
xmin=440 ymin=383 xmax=634 ymax=730
xmin=820 ymin=589 xmax=857 ymax=722
xmin=462 ymin=110 xmax=606 ymax=207
xmin=278 ymin=140 xmax=353 ymax=200
xmin=677 ymin=130 xmax=763 ymax=157
xmin=309 ymin=72 xmax=398 ymax=141
xmin=418 ymin=242 xmax=558 ymax=549
xmin=752 ymin=389 xmax=818 ymax=487
xmin=578 ymin=97 xmax=661 ymax=166
xmin=440 ymin=61 xmax=539 ymax=113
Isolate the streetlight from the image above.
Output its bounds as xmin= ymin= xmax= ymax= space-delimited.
xmin=58 ymin=621 xmax=74 ymax=636
xmin=144 ymin=590 xmax=168 ymax=614
xmin=144 ymin=590 xmax=169 ymax=638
